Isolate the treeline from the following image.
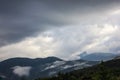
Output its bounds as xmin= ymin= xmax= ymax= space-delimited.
xmin=35 ymin=59 xmax=120 ymax=80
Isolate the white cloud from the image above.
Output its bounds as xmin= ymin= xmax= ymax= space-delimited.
xmin=0 ymin=23 xmax=120 ymax=61
xmin=109 ymin=9 xmax=120 ymax=15
xmin=12 ymin=66 xmax=32 ymax=77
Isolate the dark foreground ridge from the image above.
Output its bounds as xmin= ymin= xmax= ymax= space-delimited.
xmin=36 ymin=58 xmax=120 ymax=80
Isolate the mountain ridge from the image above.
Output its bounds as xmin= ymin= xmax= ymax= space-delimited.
xmin=80 ymin=52 xmax=117 ymax=61
xmin=36 ymin=58 xmax=120 ymax=80
xmin=0 ymin=57 xmax=98 ymax=80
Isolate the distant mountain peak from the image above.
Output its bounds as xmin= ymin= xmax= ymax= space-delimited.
xmin=79 ymin=51 xmax=88 ymax=57
xmin=80 ymin=52 xmax=116 ymax=61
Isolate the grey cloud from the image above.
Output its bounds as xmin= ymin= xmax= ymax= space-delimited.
xmin=0 ymin=0 xmax=120 ymax=46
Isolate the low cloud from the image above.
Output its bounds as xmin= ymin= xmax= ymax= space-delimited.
xmin=12 ymin=66 xmax=32 ymax=77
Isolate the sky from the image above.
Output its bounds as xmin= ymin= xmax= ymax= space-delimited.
xmin=0 ymin=0 xmax=120 ymax=61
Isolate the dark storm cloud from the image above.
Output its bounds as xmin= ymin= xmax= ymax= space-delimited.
xmin=0 ymin=0 xmax=120 ymax=46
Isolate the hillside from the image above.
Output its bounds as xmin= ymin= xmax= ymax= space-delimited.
xmin=0 ymin=57 xmax=98 ymax=80
xmin=36 ymin=59 xmax=120 ymax=80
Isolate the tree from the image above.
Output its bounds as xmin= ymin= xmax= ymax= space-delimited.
xmin=0 ymin=77 xmax=2 ymax=80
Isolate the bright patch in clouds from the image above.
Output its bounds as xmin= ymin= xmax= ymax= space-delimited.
xmin=110 ymin=9 xmax=120 ymax=15
xmin=100 ymin=24 xmax=118 ymax=35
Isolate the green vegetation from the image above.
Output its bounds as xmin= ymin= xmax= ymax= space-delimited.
xmin=0 ymin=77 xmax=2 ymax=80
xmin=35 ymin=59 xmax=120 ymax=80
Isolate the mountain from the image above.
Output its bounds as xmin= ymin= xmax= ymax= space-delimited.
xmin=0 ymin=57 xmax=98 ymax=80
xmin=114 ymin=56 xmax=120 ymax=59
xmin=36 ymin=58 xmax=120 ymax=80
xmin=80 ymin=52 xmax=117 ymax=61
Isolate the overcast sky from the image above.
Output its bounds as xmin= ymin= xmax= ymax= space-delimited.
xmin=0 ymin=0 xmax=120 ymax=61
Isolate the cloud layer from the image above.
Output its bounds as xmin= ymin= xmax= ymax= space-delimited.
xmin=0 ymin=0 xmax=120 ymax=60
xmin=0 ymin=0 xmax=120 ymax=46
xmin=0 ymin=23 xmax=120 ymax=60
